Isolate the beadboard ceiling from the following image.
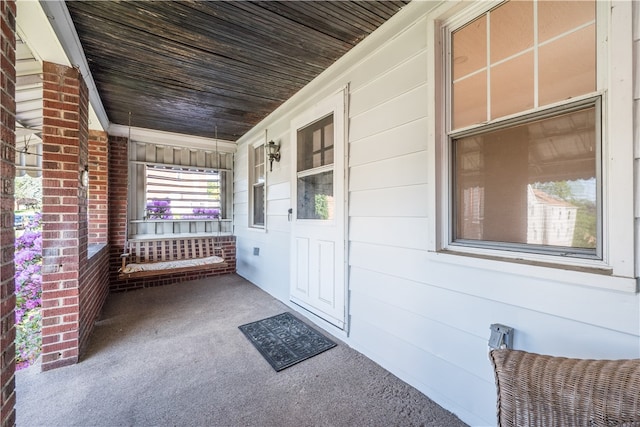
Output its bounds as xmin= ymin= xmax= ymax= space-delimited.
xmin=63 ymin=1 xmax=410 ymax=141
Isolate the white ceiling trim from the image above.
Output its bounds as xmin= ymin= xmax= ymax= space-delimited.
xmin=109 ymin=124 xmax=237 ymax=153
xmin=18 ymin=0 xmax=108 ymax=131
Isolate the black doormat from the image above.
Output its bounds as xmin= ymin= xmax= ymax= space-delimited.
xmin=238 ymin=312 xmax=337 ymax=372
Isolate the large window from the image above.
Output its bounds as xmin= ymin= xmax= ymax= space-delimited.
xmin=249 ymin=143 xmax=265 ymax=228
xmin=145 ymin=166 xmax=222 ymax=220
xmin=447 ymin=0 xmax=600 ymax=258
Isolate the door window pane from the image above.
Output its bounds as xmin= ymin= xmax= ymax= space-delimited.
xmin=297 ymin=171 xmax=334 ymax=220
xmin=297 ymin=114 xmax=335 ymax=221
xmin=297 ymin=115 xmax=334 ymax=172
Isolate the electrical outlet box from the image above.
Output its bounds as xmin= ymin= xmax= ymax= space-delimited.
xmin=489 ymin=324 xmax=514 ymax=350
xmin=253 ymin=247 xmax=260 ymax=256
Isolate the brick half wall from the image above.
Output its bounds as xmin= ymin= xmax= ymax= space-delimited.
xmin=88 ymin=130 xmax=108 ymax=245
xmin=111 ymin=236 xmax=236 ymax=292
xmin=78 ymin=246 xmax=109 ymax=354
xmin=107 ymin=135 xmax=236 ymax=292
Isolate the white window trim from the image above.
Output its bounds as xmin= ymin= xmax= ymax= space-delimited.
xmin=426 ymin=1 xmax=636 ymax=291
xmin=248 ymin=136 xmax=267 ymax=231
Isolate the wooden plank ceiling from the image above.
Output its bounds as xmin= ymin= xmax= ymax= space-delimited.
xmin=65 ymin=1 xmax=410 ymax=141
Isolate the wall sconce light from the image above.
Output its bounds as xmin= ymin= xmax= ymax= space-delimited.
xmin=266 ymin=140 xmax=281 ymax=172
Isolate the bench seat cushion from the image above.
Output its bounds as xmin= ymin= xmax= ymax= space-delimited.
xmin=121 ymin=255 xmax=225 ymax=274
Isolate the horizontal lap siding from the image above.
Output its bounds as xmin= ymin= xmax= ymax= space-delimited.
xmin=234 ymin=3 xmax=640 ymax=426
xmin=346 ymin=10 xmax=639 ymax=427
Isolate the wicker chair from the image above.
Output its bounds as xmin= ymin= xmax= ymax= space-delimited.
xmin=489 ymin=349 xmax=640 ymax=427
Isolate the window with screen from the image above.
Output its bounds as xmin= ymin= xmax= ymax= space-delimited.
xmin=250 ymin=144 xmax=265 ymax=228
xmin=296 ymin=114 xmax=335 ymax=221
xmin=447 ymin=0 xmax=600 ymax=258
xmin=145 ymin=166 xmax=221 ymax=220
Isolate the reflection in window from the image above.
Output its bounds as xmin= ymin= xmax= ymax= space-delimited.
xmin=454 ymin=104 xmax=597 ymax=252
xmin=297 ymin=172 xmax=334 ymax=220
xmin=297 ymin=115 xmax=334 ymax=172
xmin=296 ymin=114 xmax=335 ymax=221
xmin=251 ymin=144 xmax=265 ymax=227
xmin=451 ymin=0 xmax=595 ymax=129
xmin=145 ymin=166 xmax=221 ymax=219
xmin=449 ymin=0 xmax=600 ymax=258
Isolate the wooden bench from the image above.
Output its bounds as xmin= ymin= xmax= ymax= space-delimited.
xmin=119 ymin=235 xmax=227 ymax=279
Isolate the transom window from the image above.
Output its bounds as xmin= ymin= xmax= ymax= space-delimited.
xmin=448 ymin=0 xmax=600 ymax=258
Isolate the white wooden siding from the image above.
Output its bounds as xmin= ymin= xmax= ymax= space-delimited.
xmin=349 ymin=85 xmax=429 ymax=143
xmin=349 ymin=118 xmax=428 ymax=167
xmin=634 ymin=0 xmax=640 ymax=278
xmin=233 ymin=2 xmax=640 ymax=426
xmin=350 ymin=151 xmax=428 ymax=191
xmin=349 ymin=51 xmax=428 ymax=117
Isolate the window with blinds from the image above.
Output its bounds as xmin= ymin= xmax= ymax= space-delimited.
xmin=145 ymin=166 xmax=221 ymax=220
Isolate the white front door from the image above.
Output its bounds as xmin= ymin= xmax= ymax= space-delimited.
xmin=290 ymin=90 xmax=346 ymax=329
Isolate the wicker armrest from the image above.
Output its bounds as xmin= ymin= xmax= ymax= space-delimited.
xmin=490 ymin=349 xmax=640 ymax=427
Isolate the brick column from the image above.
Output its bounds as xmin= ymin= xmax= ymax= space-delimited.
xmin=40 ymin=62 xmax=88 ymax=371
xmin=88 ymin=130 xmax=108 ymax=244
xmin=107 ymin=135 xmax=128 ymax=286
xmin=0 ymin=1 xmax=16 ymax=425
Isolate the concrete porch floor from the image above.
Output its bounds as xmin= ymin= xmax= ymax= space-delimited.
xmin=16 ymin=274 xmax=468 ymax=426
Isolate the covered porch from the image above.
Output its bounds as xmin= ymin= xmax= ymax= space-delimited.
xmin=3 ymin=1 xmax=640 ymax=426
xmin=15 ymin=274 xmax=466 ymax=426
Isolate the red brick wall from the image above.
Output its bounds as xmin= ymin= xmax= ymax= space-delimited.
xmin=81 ymin=129 xmax=109 ymax=357
xmin=107 ymin=135 xmax=236 ymax=292
xmin=111 ymin=236 xmax=236 ymax=292
xmin=0 ymin=1 xmax=16 ymax=425
xmin=78 ymin=246 xmax=108 ymax=354
xmin=88 ymin=130 xmax=108 ymax=244
xmin=107 ymin=135 xmax=128 ymax=287
xmin=40 ymin=61 xmax=89 ymax=371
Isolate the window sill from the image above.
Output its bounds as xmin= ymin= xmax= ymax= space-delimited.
xmin=130 ymin=218 xmax=230 ymax=223
xmin=432 ymin=249 xmax=636 ymax=293
xmin=88 ymin=243 xmax=107 ymax=259
xmin=128 ymin=232 xmax=233 ymax=242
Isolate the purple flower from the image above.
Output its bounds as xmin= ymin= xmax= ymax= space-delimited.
xmin=146 ymin=199 xmax=172 ymax=219
xmin=14 ymin=212 xmax=42 ymax=369
xmin=188 ymin=207 xmax=220 ymax=219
